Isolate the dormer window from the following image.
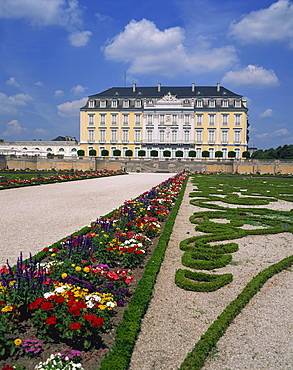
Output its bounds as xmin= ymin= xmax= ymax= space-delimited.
xmin=100 ymin=100 xmax=106 ymax=108
xmin=89 ymin=100 xmax=95 ymax=108
xmin=222 ymin=100 xmax=228 ymax=107
xmin=235 ymin=100 xmax=241 ymax=108
xmin=123 ymin=100 xmax=129 ymax=108
xmin=147 ymin=99 xmax=153 ymax=104
xmin=135 ymin=100 xmax=141 ymax=108
xmin=209 ymin=99 xmax=215 ymax=108
xmin=184 ymin=99 xmax=189 ymax=104
xmin=112 ymin=100 xmax=118 ymax=108
xmin=196 ymin=99 xmax=203 ymax=108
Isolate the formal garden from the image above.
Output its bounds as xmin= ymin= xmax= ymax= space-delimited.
xmin=0 ymin=172 xmax=292 ymax=369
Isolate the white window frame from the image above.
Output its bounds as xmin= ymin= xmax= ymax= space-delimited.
xmin=235 ymin=100 xmax=241 ymax=108
xmin=112 ymin=100 xmax=118 ymax=108
xmin=135 ymin=100 xmax=141 ymax=108
xmin=222 ymin=114 xmax=228 ymax=126
xmin=122 ymin=114 xmax=129 ymax=125
xmin=134 ymin=130 xmax=141 ymax=143
xmin=111 ymin=114 xmax=117 ymax=125
xmin=122 ymin=130 xmax=129 ymax=143
xmin=184 ymin=114 xmax=190 ymax=125
xmin=89 ymin=100 xmax=95 ymax=108
xmin=208 ymin=130 xmax=215 ymax=144
xmin=196 ymin=114 xmax=203 ymax=126
xmin=222 ymin=100 xmax=228 ymax=108
xmin=88 ymin=129 xmax=94 ymax=142
xmin=111 ymin=129 xmax=117 ymax=143
xmin=99 ymin=130 xmax=106 ymax=143
xmin=234 ymin=130 xmax=241 ymax=144
xmin=100 ymin=100 xmax=106 ymax=108
xmin=222 ymin=130 xmax=228 ymax=144
xmin=172 ymin=114 xmax=178 ymax=124
xmin=88 ymin=114 xmax=95 ymax=125
xmin=135 ymin=114 xmax=141 ymax=125
xmin=159 ymin=130 xmax=165 ymax=143
xmin=208 ymin=114 xmax=215 ymax=126
xmin=147 ymin=115 xmax=153 ymax=125
xmin=234 ymin=114 xmax=241 ymax=126
xmin=99 ymin=114 xmax=106 ymax=125
xmin=196 ymin=130 xmax=202 ymax=144
xmin=209 ymin=99 xmax=215 ymax=108
xmin=184 ymin=130 xmax=190 ymax=143
xmin=196 ymin=147 xmax=202 ymax=159
xmin=172 ymin=130 xmax=177 ymax=142
xmin=159 ymin=115 xmax=164 ymax=124
xmin=196 ymin=99 xmax=203 ymax=108
xmin=123 ymin=100 xmax=129 ymax=108
xmin=147 ymin=130 xmax=153 ymax=142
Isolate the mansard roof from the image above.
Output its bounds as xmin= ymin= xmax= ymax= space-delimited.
xmin=88 ymin=85 xmax=242 ymax=99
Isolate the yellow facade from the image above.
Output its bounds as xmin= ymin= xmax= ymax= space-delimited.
xmin=80 ymin=84 xmax=248 ymax=159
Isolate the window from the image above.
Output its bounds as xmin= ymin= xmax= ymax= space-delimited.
xmin=123 ymin=100 xmax=129 ymax=108
xmin=111 ymin=114 xmax=117 ymax=125
xmin=159 ymin=115 xmax=164 ymax=124
xmin=196 ymin=114 xmax=203 ymax=126
xmin=100 ymin=100 xmax=106 ymax=108
xmin=208 ymin=130 xmax=215 ymax=144
xmin=89 ymin=100 xmax=95 ymax=108
xmin=234 ymin=114 xmax=241 ymax=126
xmin=135 ymin=114 xmax=141 ymax=125
xmin=196 ymin=130 xmax=202 ymax=144
xmin=208 ymin=114 xmax=215 ymax=126
xmin=147 ymin=115 xmax=152 ymax=125
xmin=135 ymin=100 xmax=141 ymax=108
xmin=148 ymin=99 xmax=153 ymax=104
xmin=111 ymin=100 xmax=118 ymax=108
xmin=184 ymin=115 xmax=190 ymax=125
xmin=111 ymin=130 xmax=117 ymax=142
xmin=222 ymin=130 xmax=228 ymax=144
xmin=196 ymin=99 xmax=203 ymax=108
xmin=122 ymin=114 xmax=129 ymax=125
xmin=184 ymin=99 xmax=189 ymax=104
xmin=196 ymin=147 xmax=202 ymax=159
xmin=172 ymin=130 xmax=177 ymax=142
xmin=234 ymin=130 xmax=241 ymax=144
xmin=209 ymin=100 xmax=215 ymax=108
xmin=99 ymin=114 xmax=106 ymax=125
xmin=58 ymin=148 xmax=64 ymax=152
xmin=88 ymin=114 xmax=94 ymax=125
xmin=222 ymin=114 xmax=228 ymax=126
xmin=88 ymin=129 xmax=94 ymax=142
xmin=134 ymin=130 xmax=141 ymax=143
xmin=235 ymin=100 xmax=241 ymax=108
xmin=99 ymin=130 xmax=106 ymax=143
xmin=222 ymin=147 xmax=228 ymax=159
xmin=222 ymin=100 xmax=228 ymax=107
xmin=147 ymin=130 xmax=153 ymax=142
xmin=209 ymin=148 xmax=215 ymax=159
xmin=122 ymin=130 xmax=129 ymax=143
xmin=46 ymin=148 xmax=52 ymax=152
xmin=159 ymin=130 xmax=165 ymax=142
xmin=184 ymin=130 xmax=190 ymax=143
xmin=235 ymin=148 xmax=240 ymax=159
xmin=172 ymin=115 xmax=178 ymax=124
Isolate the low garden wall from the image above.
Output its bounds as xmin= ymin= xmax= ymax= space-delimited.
xmin=1 ymin=155 xmax=293 ymax=174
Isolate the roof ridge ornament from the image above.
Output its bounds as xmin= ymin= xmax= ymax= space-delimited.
xmin=160 ymin=92 xmax=179 ymax=102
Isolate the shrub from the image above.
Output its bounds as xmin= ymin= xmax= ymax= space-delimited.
xmin=150 ymin=150 xmax=158 ymax=157
xmin=188 ymin=151 xmax=196 ymax=158
xmin=77 ymin=150 xmax=85 ymax=157
xmin=138 ymin=150 xmax=146 ymax=157
xmin=228 ymin=150 xmax=236 ymax=158
xmin=125 ymin=150 xmax=133 ymax=157
xmin=242 ymin=151 xmax=251 ymax=159
xmin=215 ymin=150 xmax=223 ymax=158
xmin=101 ymin=149 xmax=109 ymax=157
xmin=89 ymin=149 xmax=96 ymax=157
xmin=163 ymin=150 xmax=171 ymax=158
xmin=113 ymin=149 xmax=121 ymax=157
xmin=175 ymin=150 xmax=183 ymax=158
xmin=202 ymin=151 xmax=209 ymax=158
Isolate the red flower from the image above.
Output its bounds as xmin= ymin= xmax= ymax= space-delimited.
xmin=46 ymin=316 xmax=57 ymax=325
xmin=29 ymin=297 xmax=46 ymax=310
xmin=43 ymin=248 xmax=49 ymax=252
xmin=40 ymin=302 xmax=54 ymax=311
xmin=91 ymin=317 xmax=104 ymax=327
xmin=54 ymin=296 xmax=64 ymax=303
xmin=2 ymin=365 xmax=14 ymax=370
xmin=69 ymin=322 xmax=82 ymax=330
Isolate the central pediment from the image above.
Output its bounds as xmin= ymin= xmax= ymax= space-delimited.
xmin=156 ymin=92 xmax=182 ymax=106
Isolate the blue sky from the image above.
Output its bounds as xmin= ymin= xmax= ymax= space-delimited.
xmin=0 ymin=0 xmax=292 ymax=149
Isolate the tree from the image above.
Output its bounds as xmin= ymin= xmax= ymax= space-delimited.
xmin=89 ymin=149 xmax=96 ymax=156
xmin=138 ymin=150 xmax=146 ymax=157
xmin=228 ymin=150 xmax=236 ymax=158
xmin=175 ymin=150 xmax=183 ymax=158
xmin=125 ymin=149 xmax=133 ymax=157
xmin=163 ymin=150 xmax=171 ymax=158
xmin=215 ymin=150 xmax=223 ymax=158
xmin=113 ymin=149 xmax=121 ymax=157
xmin=101 ymin=149 xmax=109 ymax=157
xmin=150 ymin=150 xmax=158 ymax=157
xmin=77 ymin=149 xmax=85 ymax=157
xmin=202 ymin=150 xmax=210 ymax=158
xmin=242 ymin=151 xmax=251 ymax=159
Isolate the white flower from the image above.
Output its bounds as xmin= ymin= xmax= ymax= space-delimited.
xmin=106 ymin=301 xmax=115 ymax=308
xmin=43 ymin=292 xmax=55 ymax=299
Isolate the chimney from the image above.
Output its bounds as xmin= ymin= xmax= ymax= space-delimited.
xmin=191 ymin=83 xmax=195 ymax=92
xmin=158 ymin=83 xmax=161 ymax=92
xmin=132 ymin=83 xmax=136 ymax=92
xmin=217 ymin=82 xmax=220 ymax=92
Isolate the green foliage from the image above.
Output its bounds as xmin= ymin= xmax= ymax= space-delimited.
xmin=125 ymin=149 xmax=133 ymax=157
xmin=88 ymin=149 xmax=96 ymax=156
xmin=138 ymin=150 xmax=146 ymax=157
xmin=215 ymin=150 xmax=223 ymax=158
xmin=101 ymin=149 xmax=109 ymax=157
xmin=188 ymin=150 xmax=196 ymax=158
xmin=113 ymin=149 xmax=121 ymax=157
xmin=228 ymin=150 xmax=236 ymax=158
xmin=150 ymin=150 xmax=158 ymax=157
xmin=202 ymin=151 xmax=209 ymax=158
xmin=242 ymin=150 xmax=251 ymax=159
xmin=251 ymin=144 xmax=293 ymax=159
xmin=77 ymin=150 xmax=85 ymax=157
xmin=175 ymin=150 xmax=183 ymax=158
xmin=163 ymin=150 xmax=171 ymax=158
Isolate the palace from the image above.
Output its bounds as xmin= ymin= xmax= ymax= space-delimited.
xmin=79 ymin=83 xmax=248 ymax=159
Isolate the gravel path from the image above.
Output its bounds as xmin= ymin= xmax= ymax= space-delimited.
xmin=129 ymin=178 xmax=293 ymax=370
xmin=0 ymin=173 xmax=175 ymax=266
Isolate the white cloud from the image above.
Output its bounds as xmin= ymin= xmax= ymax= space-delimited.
xmin=54 ymin=90 xmax=64 ymax=97
xmin=68 ymin=30 xmax=92 ymax=46
xmin=34 ymin=128 xmax=48 ymax=134
xmin=221 ymin=65 xmax=280 ymax=87
xmin=34 ymin=81 xmax=43 ymax=86
xmin=0 ymin=0 xmax=82 ymax=28
xmin=255 ymin=128 xmax=289 ymax=139
xmin=0 ymin=92 xmax=33 ymax=114
xmin=6 ymin=77 xmax=20 ymax=87
xmin=229 ymin=0 xmax=293 ymax=48
xmin=2 ymin=120 xmax=27 ymax=137
xmin=71 ymin=85 xmax=87 ymax=94
xmin=57 ymin=97 xmax=87 ymax=117
xmin=104 ymin=19 xmax=238 ymax=76
xmin=95 ymin=13 xmax=113 ymax=22
xmin=260 ymin=109 xmax=273 ymax=118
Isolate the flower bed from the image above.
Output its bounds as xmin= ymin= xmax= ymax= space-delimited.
xmin=0 ymin=170 xmax=126 ymax=190
xmin=0 ymin=173 xmax=188 ymax=369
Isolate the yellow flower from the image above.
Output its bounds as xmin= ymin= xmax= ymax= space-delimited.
xmin=61 ymin=273 xmax=68 ymax=279
xmin=75 ymin=266 xmax=82 ymax=272
xmin=83 ymin=267 xmax=90 ymax=273
xmin=14 ymin=338 xmax=22 ymax=346
xmin=71 ymin=264 xmax=76 ymax=267
xmin=1 ymin=305 xmax=13 ymax=312
xmin=9 ymin=280 xmax=16 ymax=287
xmin=51 ymin=253 xmax=56 ymax=257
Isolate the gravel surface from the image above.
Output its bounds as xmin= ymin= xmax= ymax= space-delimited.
xmin=0 ymin=173 xmax=175 ymax=266
xmin=129 ymin=178 xmax=293 ymax=370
